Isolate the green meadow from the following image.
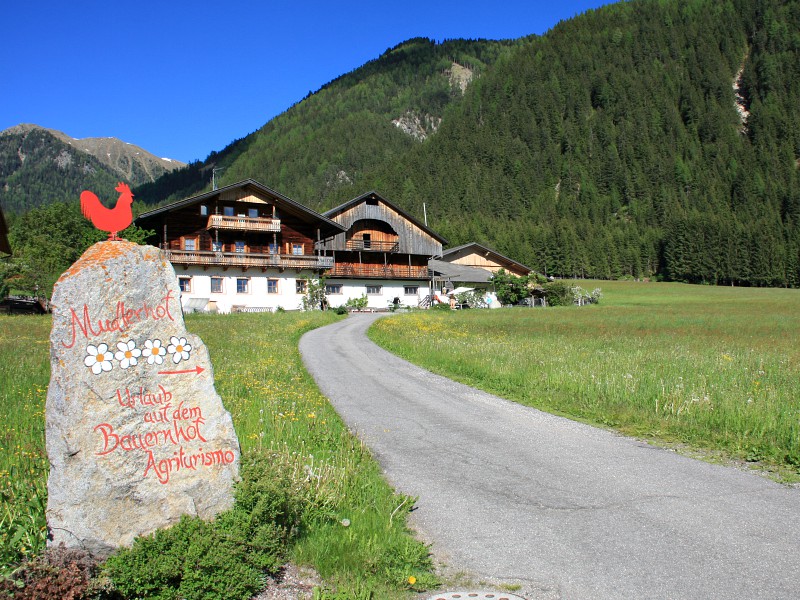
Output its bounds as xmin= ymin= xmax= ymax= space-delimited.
xmin=370 ymin=281 xmax=800 ymax=477
xmin=0 ymin=312 xmax=435 ymax=597
xmin=3 ymin=282 xmax=799 ymax=594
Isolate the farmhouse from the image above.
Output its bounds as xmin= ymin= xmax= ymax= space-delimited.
xmin=135 ymin=181 xmax=451 ymax=312
xmin=135 ymin=180 xmax=536 ymax=312
xmin=319 ymin=191 xmax=447 ymax=309
xmin=135 ymin=179 xmax=344 ymax=313
xmin=429 ymin=241 xmax=533 ymax=293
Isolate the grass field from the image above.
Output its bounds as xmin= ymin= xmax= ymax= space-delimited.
xmin=369 ymin=281 xmax=800 ymax=478
xmin=0 ymin=311 xmax=436 ymax=597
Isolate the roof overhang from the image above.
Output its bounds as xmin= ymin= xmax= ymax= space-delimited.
xmin=441 ymin=242 xmax=532 ymax=274
xmin=136 ymin=179 xmax=346 ymax=239
xmin=325 ymin=190 xmax=448 ymax=246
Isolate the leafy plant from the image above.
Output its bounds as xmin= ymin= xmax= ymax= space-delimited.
xmin=301 ymin=277 xmax=328 ymax=311
xmin=105 ymin=453 xmax=300 ymax=600
xmin=345 ymin=294 xmax=368 ymax=311
xmin=542 ymin=280 xmax=574 ymax=306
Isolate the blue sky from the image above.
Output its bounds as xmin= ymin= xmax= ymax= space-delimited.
xmin=1 ymin=1 xmax=610 ymax=163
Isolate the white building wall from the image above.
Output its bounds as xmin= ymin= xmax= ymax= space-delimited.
xmin=325 ymin=279 xmax=430 ymax=310
xmin=175 ymin=266 xmax=313 ymax=313
xmin=175 ymin=267 xmax=431 ymax=312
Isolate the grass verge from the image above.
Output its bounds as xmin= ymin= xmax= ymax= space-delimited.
xmin=1 ymin=311 xmax=437 ymax=598
xmin=369 ymin=281 xmax=800 ymax=480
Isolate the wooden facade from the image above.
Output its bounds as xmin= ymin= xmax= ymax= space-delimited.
xmin=440 ymin=242 xmax=532 ymax=278
xmin=136 ymin=179 xmax=343 ymax=273
xmin=321 ymin=191 xmax=446 ymax=280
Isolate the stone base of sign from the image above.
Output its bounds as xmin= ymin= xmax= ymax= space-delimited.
xmin=46 ymin=241 xmax=240 ymax=557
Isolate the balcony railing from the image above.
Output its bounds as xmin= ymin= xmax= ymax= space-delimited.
xmin=206 ymin=214 xmax=281 ymax=232
xmin=165 ymin=249 xmax=333 ymax=270
xmin=345 ymin=239 xmax=400 ymax=252
xmin=326 ymin=264 xmax=429 ymax=279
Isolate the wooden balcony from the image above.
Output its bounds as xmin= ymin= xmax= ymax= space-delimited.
xmin=326 ymin=264 xmax=429 ymax=279
xmin=165 ymin=249 xmax=334 ymax=271
xmin=206 ymin=214 xmax=281 ymax=232
xmin=346 ymin=239 xmax=399 ymax=252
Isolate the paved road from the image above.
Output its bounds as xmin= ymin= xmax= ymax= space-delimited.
xmin=299 ymin=314 xmax=800 ymax=599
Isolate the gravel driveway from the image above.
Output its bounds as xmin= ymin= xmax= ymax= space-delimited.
xmin=299 ymin=313 xmax=800 ymax=599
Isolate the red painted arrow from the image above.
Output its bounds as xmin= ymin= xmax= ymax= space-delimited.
xmin=158 ymin=365 xmax=204 ymax=376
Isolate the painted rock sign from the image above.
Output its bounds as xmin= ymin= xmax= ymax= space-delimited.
xmin=46 ymin=241 xmax=240 ymax=557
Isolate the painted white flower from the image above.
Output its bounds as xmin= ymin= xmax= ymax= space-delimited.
xmin=84 ymin=343 xmax=113 ymax=375
xmin=114 ymin=339 xmax=142 ymax=369
xmin=167 ymin=336 xmax=192 ymax=364
xmin=143 ymin=339 xmax=167 ymax=365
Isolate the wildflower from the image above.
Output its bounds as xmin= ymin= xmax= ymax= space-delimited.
xmin=84 ymin=343 xmax=113 ymax=375
xmin=167 ymin=336 xmax=192 ymax=364
xmin=408 ymin=576 xmax=417 ymax=585
xmin=114 ymin=339 xmax=141 ymax=369
xmin=143 ymin=339 xmax=167 ymax=365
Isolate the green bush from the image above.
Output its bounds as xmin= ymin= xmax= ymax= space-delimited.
xmin=105 ymin=454 xmax=301 ymax=600
xmin=543 ymin=281 xmax=574 ymax=306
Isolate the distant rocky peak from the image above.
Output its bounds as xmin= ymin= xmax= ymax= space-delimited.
xmin=0 ymin=124 xmax=185 ymax=185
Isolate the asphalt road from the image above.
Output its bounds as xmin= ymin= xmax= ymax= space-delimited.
xmin=299 ymin=313 xmax=800 ymax=599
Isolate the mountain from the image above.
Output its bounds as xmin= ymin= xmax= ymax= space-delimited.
xmin=140 ymin=0 xmax=799 ymax=287
xmin=0 ymin=124 xmax=185 ymax=213
xmin=7 ymin=0 xmax=800 ymax=288
xmin=133 ymin=37 xmax=515 ymax=206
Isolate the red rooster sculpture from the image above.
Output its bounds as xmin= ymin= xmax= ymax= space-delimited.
xmin=80 ymin=182 xmax=134 ymax=240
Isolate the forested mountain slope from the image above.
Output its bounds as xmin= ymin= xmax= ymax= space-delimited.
xmin=134 ymin=38 xmax=514 ymax=206
xmin=0 ymin=125 xmax=184 ymax=214
xmin=0 ymin=127 xmax=120 ymax=213
xmin=141 ymin=0 xmax=799 ymax=287
xmin=362 ymin=0 xmax=800 ymax=286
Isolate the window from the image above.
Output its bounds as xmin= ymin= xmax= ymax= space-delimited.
xmin=267 ymin=279 xmax=279 ymax=294
xmin=200 ymin=205 xmax=208 ymax=216
xmin=178 ymin=277 xmax=191 ymax=293
xmin=292 ymin=243 xmax=304 ymax=255
xmin=212 ymin=241 xmax=222 ymax=252
xmin=248 ymin=208 xmax=259 ymax=218
xmin=236 ymin=278 xmax=249 ymax=294
xmin=184 ymin=238 xmax=196 ymax=251
xmin=296 ymin=280 xmax=308 ymax=294
xmin=366 ymin=285 xmax=382 ymax=295
xmin=362 ymin=234 xmax=371 ymax=249
xmin=404 ymin=286 xmax=419 ymax=295
xmin=325 ymin=284 xmax=343 ymax=294
xmin=235 ymin=241 xmax=245 ymax=253
xmin=223 ymin=206 xmax=235 ymax=217
xmin=210 ymin=277 xmax=223 ymax=294
xmin=268 ymin=243 xmax=278 ymax=255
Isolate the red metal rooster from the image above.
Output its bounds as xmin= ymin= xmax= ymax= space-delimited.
xmin=80 ymin=182 xmax=134 ymax=240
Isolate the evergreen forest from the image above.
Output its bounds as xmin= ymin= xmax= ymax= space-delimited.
xmin=3 ymin=0 xmax=800 ymax=290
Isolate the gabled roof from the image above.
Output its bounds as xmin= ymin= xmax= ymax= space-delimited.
xmin=428 ymin=259 xmax=493 ymax=283
xmin=324 ymin=191 xmax=448 ymax=245
xmin=136 ymin=179 xmax=345 ymax=238
xmin=0 ymin=206 xmax=11 ymax=255
xmin=441 ymin=242 xmax=532 ymax=274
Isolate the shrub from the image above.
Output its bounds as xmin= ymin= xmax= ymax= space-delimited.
xmin=345 ymin=294 xmax=368 ymax=311
xmin=0 ymin=544 xmax=111 ymax=600
xmin=104 ymin=454 xmax=302 ymax=600
xmin=543 ymin=280 xmax=574 ymax=306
